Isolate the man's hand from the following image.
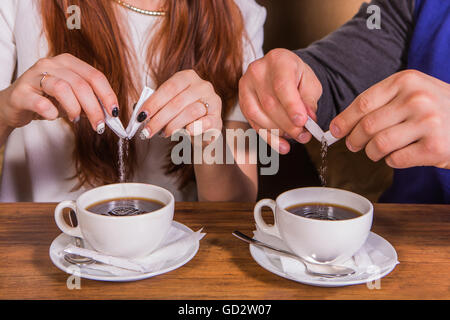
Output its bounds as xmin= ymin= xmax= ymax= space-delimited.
xmin=330 ymin=70 xmax=450 ymax=169
xmin=239 ymin=49 xmax=322 ymax=154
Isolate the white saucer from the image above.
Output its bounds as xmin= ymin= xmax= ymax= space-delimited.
xmin=250 ymin=232 xmax=398 ymax=287
xmin=49 ymin=221 xmax=199 ymax=282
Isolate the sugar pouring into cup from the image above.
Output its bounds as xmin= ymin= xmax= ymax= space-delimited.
xmin=304 ymin=116 xmax=339 ymax=146
xmin=100 ymin=87 xmax=155 ymax=140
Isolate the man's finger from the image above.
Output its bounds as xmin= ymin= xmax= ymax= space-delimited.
xmin=248 ymin=119 xmax=290 ymax=154
xmin=255 ymin=80 xmax=305 ymax=142
xmin=239 ymin=80 xmax=299 ymax=138
xmin=330 ymin=74 xmax=400 ymax=138
xmin=270 ymin=59 xmax=308 ymax=127
xmin=365 ymin=120 xmax=424 ymax=162
xmin=346 ymin=95 xmax=408 ymax=152
xmin=385 ymin=140 xmax=434 ymax=169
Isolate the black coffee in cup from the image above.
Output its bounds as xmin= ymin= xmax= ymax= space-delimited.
xmin=86 ymin=197 xmax=164 ymax=216
xmin=285 ymin=203 xmax=362 ymax=221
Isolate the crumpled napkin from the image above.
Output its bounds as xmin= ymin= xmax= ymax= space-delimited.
xmin=101 ymin=87 xmax=154 ymax=140
xmin=304 ymin=116 xmax=339 ymax=146
xmin=253 ymin=226 xmax=399 ymax=282
xmin=61 ymin=226 xmax=205 ymax=276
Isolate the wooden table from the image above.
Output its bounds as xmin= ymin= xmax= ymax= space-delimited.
xmin=0 ymin=202 xmax=449 ymax=300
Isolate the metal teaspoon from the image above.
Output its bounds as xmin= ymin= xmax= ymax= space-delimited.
xmin=232 ymin=231 xmax=355 ymax=278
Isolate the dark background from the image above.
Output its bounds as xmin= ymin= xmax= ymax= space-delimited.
xmin=254 ymin=0 xmax=367 ymax=199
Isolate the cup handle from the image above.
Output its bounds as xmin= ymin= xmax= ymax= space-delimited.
xmin=54 ymin=200 xmax=83 ymax=238
xmin=254 ymin=199 xmax=281 ymax=238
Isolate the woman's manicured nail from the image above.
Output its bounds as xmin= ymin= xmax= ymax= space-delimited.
xmin=112 ymin=106 xmax=119 ymax=117
xmin=72 ymin=116 xmax=80 ymax=123
xmin=331 ymin=123 xmax=340 ymax=137
xmin=139 ymin=128 xmax=151 ymax=140
xmin=96 ymin=121 xmax=105 ymax=135
xmin=137 ymin=111 xmax=147 ymax=123
xmin=292 ymin=114 xmax=305 ymax=127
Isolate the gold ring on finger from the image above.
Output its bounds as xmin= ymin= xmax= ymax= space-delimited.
xmin=39 ymin=72 xmax=49 ymax=90
xmin=200 ymin=100 xmax=209 ymax=115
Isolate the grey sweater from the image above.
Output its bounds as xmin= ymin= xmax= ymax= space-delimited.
xmin=295 ymin=0 xmax=415 ymax=130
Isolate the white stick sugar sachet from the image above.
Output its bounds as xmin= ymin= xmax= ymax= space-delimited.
xmin=304 ymin=116 xmax=340 ymax=146
xmin=304 ymin=116 xmax=325 ymax=143
xmin=100 ymin=99 xmax=128 ymax=139
xmin=126 ymin=87 xmax=154 ymax=139
xmin=99 ymin=87 xmax=154 ymax=140
xmin=323 ymin=131 xmax=339 ymax=146
xmin=62 ymin=228 xmax=206 ymax=274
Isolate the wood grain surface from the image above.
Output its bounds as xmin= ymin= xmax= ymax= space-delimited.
xmin=0 ymin=202 xmax=449 ymax=300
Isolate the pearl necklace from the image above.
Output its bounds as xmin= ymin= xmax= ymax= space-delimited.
xmin=113 ymin=0 xmax=166 ymax=16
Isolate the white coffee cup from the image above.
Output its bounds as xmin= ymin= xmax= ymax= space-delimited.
xmin=54 ymin=183 xmax=174 ymax=258
xmin=254 ymin=187 xmax=373 ymax=264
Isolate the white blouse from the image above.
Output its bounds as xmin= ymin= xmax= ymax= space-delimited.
xmin=0 ymin=0 xmax=266 ymax=202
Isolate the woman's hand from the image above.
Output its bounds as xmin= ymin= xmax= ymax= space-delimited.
xmin=330 ymin=70 xmax=450 ymax=169
xmin=0 ymin=53 xmax=119 ymax=133
xmin=137 ymin=69 xmax=222 ymax=141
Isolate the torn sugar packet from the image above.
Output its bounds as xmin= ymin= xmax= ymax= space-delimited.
xmin=323 ymin=131 xmax=339 ymax=146
xmin=100 ymin=87 xmax=155 ymax=140
xmin=126 ymin=87 xmax=154 ymax=139
xmin=304 ymin=116 xmax=340 ymax=146
xmin=102 ymin=105 xmax=128 ymax=139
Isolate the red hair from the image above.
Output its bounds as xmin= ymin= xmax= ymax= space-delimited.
xmin=40 ymin=0 xmax=245 ymax=189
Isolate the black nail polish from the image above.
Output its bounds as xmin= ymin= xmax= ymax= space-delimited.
xmin=137 ymin=111 xmax=147 ymax=123
xmin=112 ymin=107 xmax=119 ymax=117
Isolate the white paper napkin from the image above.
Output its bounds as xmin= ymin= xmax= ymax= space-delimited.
xmin=253 ymin=227 xmax=399 ymax=282
xmin=101 ymin=87 xmax=155 ymax=140
xmin=61 ymin=226 xmax=205 ymax=276
xmin=304 ymin=116 xmax=339 ymax=146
